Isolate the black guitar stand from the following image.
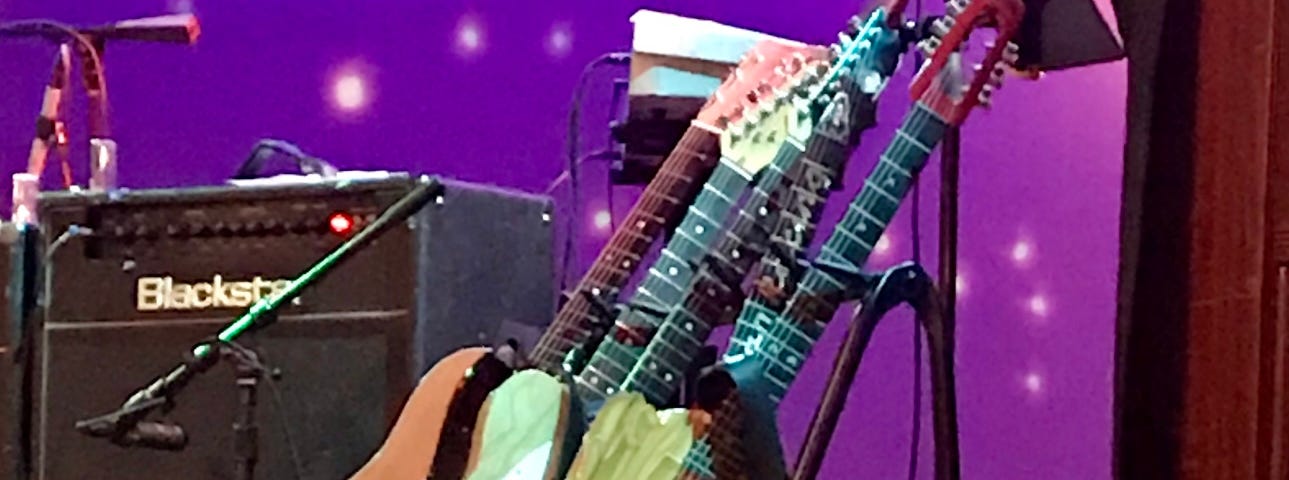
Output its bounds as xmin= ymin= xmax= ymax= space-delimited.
xmin=791 ymin=262 xmax=960 ymax=480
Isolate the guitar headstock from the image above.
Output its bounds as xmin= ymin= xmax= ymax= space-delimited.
xmin=909 ymin=0 xmax=1025 ymax=125
xmin=773 ymin=6 xmax=910 ymax=143
xmin=712 ymin=42 xmax=829 ymax=174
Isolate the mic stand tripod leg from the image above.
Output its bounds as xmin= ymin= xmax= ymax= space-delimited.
xmin=222 ymin=343 xmax=267 ymax=480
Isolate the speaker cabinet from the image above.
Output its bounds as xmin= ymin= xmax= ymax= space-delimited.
xmin=28 ymin=176 xmax=553 ymax=479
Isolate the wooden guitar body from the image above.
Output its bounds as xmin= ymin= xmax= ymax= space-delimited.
xmin=566 ymin=393 xmax=694 ymax=480
xmin=350 ymin=347 xmax=512 ymax=480
xmin=464 ymin=370 xmax=585 ymax=480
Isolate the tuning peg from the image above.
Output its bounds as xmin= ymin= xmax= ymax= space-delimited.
xmin=846 ymin=15 xmax=864 ymax=35
xmin=829 ymin=44 xmax=844 ymax=60
xmin=918 ymin=37 xmax=942 ymax=56
xmin=945 ymin=1 xmax=964 ymax=16
xmin=930 ymin=18 xmax=951 ymax=37
xmin=1003 ymin=42 xmax=1022 ymax=64
xmin=977 ymin=84 xmax=995 ymax=107
xmin=789 ymin=53 xmax=807 ymax=72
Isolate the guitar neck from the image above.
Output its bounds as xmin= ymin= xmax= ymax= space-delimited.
xmin=572 ymin=144 xmax=796 ymax=402
xmin=581 ymin=81 xmax=876 ymax=407
xmin=530 ymin=125 xmax=720 ymax=372
xmin=756 ymin=104 xmax=949 ymax=402
xmin=726 ymin=91 xmax=879 ymax=363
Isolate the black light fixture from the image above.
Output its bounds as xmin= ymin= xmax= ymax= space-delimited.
xmin=1014 ymin=0 xmax=1124 ymax=71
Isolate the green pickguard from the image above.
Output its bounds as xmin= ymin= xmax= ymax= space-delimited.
xmin=566 ymin=393 xmax=693 ymax=480
xmin=467 ymin=370 xmax=568 ymax=480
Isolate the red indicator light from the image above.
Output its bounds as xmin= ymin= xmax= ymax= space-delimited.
xmin=328 ymin=212 xmax=355 ymax=235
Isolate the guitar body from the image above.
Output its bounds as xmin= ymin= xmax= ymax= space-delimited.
xmin=566 ymin=393 xmax=694 ymax=480
xmin=724 ymin=358 xmax=787 ymax=480
xmin=465 ymin=370 xmax=583 ymax=480
xmin=350 ymin=347 xmax=512 ymax=480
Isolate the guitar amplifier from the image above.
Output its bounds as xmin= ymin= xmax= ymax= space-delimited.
xmin=27 ymin=175 xmax=554 ymax=480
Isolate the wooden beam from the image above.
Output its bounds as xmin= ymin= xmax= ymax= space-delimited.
xmin=1115 ymin=0 xmax=1287 ymax=477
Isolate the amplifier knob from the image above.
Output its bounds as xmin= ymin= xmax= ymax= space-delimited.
xmin=165 ymin=224 xmax=180 ymax=236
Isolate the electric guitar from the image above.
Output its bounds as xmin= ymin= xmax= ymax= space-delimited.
xmin=719 ymin=1 xmax=1025 ymax=478
xmin=348 ymin=41 xmax=782 ymax=480
xmin=567 ymin=10 xmax=912 ymax=480
xmin=675 ymin=6 xmax=919 ymax=479
xmin=461 ymin=40 xmax=827 ymax=480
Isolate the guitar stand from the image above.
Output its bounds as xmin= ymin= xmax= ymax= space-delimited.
xmin=791 ymin=262 xmax=960 ymax=480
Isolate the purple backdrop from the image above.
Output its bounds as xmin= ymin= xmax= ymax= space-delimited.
xmin=0 ymin=1 xmax=1125 ymax=478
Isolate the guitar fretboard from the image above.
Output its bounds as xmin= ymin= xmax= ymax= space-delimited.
xmin=577 ymin=78 xmax=875 ymax=406
xmin=572 ymin=140 xmax=799 ymax=401
xmin=755 ymin=104 xmax=948 ymax=403
xmin=530 ymin=126 xmax=720 ymax=372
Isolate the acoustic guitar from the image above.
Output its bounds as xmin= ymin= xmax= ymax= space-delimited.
xmin=719 ymin=1 xmax=1026 ymax=477
xmin=566 ymin=10 xmax=917 ymax=479
xmin=461 ymin=40 xmax=827 ymax=480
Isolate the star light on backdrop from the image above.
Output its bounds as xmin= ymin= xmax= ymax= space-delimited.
xmin=874 ymin=234 xmax=892 ymax=256
xmin=168 ymin=0 xmax=195 ymax=14
xmin=456 ymin=16 xmax=485 ymax=57
xmin=592 ymin=209 xmax=612 ymax=230
xmin=547 ymin=23 xmax=573 ymax=58
xmin=1024 ymin=371 xmax=1044 ymax=396
xmin=1028 ymin=294 xmax=1049 ymax=317
xmin=1011 ymin=239 xmax=1033 ymax=265
xmin=333 ymin=74 xmax=367 ymax=111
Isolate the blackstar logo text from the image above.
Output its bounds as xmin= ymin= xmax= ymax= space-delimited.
xmin=136 ymin=276 xmax=291 ymax=311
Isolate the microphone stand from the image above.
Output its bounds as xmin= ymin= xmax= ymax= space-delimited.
xmin=74 ymin=176 xmax=443 ymax=479
xmin=72 ymin=35 xmax=117 ymax=191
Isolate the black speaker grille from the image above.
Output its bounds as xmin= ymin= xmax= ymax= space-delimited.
xmin=37 ymin=314 xmax=398 ymax=480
